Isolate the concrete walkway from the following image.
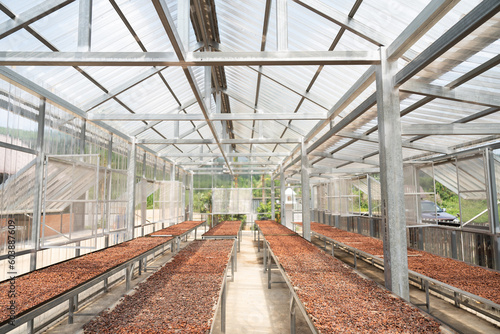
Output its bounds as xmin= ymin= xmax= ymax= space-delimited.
xmin=212 ymin=230 xmax=311 ymax=334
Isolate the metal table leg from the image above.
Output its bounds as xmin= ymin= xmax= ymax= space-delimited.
xmin=268 ymin=255 xmax=272 ymax=289
xmin=221 ymin=279 xmax=226 ymax=333
xmin=263 ymin=242 xmax=267 ymax=273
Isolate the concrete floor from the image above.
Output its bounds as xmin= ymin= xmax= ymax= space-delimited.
xmin=212 ymin=231 xmax=311 ymax=334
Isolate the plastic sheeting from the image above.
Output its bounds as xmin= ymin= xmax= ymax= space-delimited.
xmin=212 ymin=188 xmax=252 ymax=214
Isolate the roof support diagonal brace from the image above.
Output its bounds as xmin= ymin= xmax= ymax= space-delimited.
xmin=0 ymin=0 xmax=76 ymax=39
xmin=151 ymin=0 xmax=234 ymax=175
xmin=292 ymin=0 xmax=387 ymax=46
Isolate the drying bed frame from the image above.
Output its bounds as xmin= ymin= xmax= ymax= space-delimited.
xmin=202 ymin=220 xmax=243 ymax=252
xmin=83 ymin=239 xmax=237 ymax=334
xmin=150 ymin=220 xmax=208 ymax=251
xmin=0 ymin=236 xmax=175 ymax=334
xmin=293 ymin=222 xmax=500 ymax=325
xmin=256 ymin=221 xmax=446 ymax=333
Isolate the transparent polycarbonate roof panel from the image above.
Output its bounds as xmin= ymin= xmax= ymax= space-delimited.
xmin=115 ymin=74 xmax=179 ymax=114
xmin=261 ymin=65 xmax=325 ymax=102
xmin=227 ymin=97 xmax=255 ymax=114
xmin=191 ymin=66 xmax=210 ymax=99
xmin=308 ymin=65 xmax=371 ymax=109
xmin=233 ymin=123 xmax=252 ymax=138
xmin=27 ymin=1 xmax=79 ymax=51
xmin=215 ymin=0 xmax=266 ymax=52
xmin=0 ymin=10 xmax=10 ymax=25
xmin=160 ymin=67 xmax=196 ymax=104
xmin=198 ymin=124 xmax=215 ymax=139
xmin=280 ymin=125 xmax=302 ymax=140
xmin=89 ymin=0 xmax=144 ymax=52
xmin=412 ymin=11 xmax=499 ymax=84
xmin=114 ymin=0 xmax=176 ymax=52
xmin=0 ymin=0 xmax=48 ymax=19
xmin=458 ymin=64 xmax=500 ymax=94
xmin=287 ymin=0 xmax=342 ymax=52
xmin=256 ymin=70 xmax=306 ymax=114
xmin=261 ymin=121 xmax=286 ymax=139
xmin=401 ymin=98 xmax=488 ymax=124
xmin=337 ymin=140 xmax=379 ymax=156
xmin=393 ymin=0 xmax=481 ymax=56
xmin=137 ymin=128 xmax=164 ymax=141
xmin=412 ymin=135 xmax=489 ymax=150
xmin=338 ymin=104 xmax=378 ymax=134
xmin=224 ymin=67 xmax=259 ymax=105
xmin=0 ymin=28 xmax=51 ymax=51
xmin=151 ymin=122 xmax=181 ymax=139
xmin=79 ymin=66 xmax=151 ymax=95
xmin=104 ymin=120 xmax=146 ymax=135
xmin=184 ymin=130 xmax=204 ymax=141
xmin=334 ymin=29 xmax=381 ymax=52
xmin=355 ymin=0 xmax=430 ymax=45
xmin=430 ymin=50 xmax=499 ymax=87
xmin=93 ymin=98 xmax=129 ymax=115
xmin=11 ymin=65 xmax=105 ymax=108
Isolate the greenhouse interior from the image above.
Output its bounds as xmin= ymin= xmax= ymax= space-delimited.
xmin=0 ymin=0 xmax=499 ymax=333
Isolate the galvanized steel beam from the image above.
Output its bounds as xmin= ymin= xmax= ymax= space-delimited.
xmin=376 ymin=47 xmax=409 ymax=301
xmin=88 ymin=112 xmax=328 ymax=121
xmin=403 ymin=123 xmax=500 ymax=136
xmin=400 ymin=82 xmax=500 ymax=108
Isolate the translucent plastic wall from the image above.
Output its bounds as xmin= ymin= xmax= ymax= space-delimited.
xmin=41 ymin=154 xmax=101 ymax=248
xmin=325 ymin=178 xmax=363 ymax=216
xmin=192 ymin=172 xmax=277 ymax=224
xmin=133 ymin=148 xmax=184 ymax=237
xmin=0 ymin=81 xmax=39 ymax=259
xmin=212 ymin=188 xmax=252 ymax=214
xmin=0 ymin=78 xmax=182 ymax=280
xmin=315 ymin=175 xmax=380 ymax=217
xmin=407 ymin=150 xmax=495 ymax=231
xmin=403 ymin=163 xmax=438 ymax=226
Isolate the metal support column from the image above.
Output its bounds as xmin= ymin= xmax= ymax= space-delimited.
xmin=126 ymin=138 xmax=137 ymax=241
xmin=367 ymin=175 xmax=373 ymax=217
xmin=301 ymin=139 xmax=311 ymax=241
xmin=376 ymin=46 xmax=410 ymax=301
xmin=106 ymin=134 xmax=113 ymax=244
xmin=171 ymin=163 xmax=176 ymax=225
xmin=271 ymin=174 xmax=276 ymax=221
xmin=178 ymin=0 xmax=189 ymax=50
xmin=77 ymin=0 xmax=93 ymax=52
xmin=189 ymin=172 xmax=194 ymax=220
xmin=30 ymin=98 xmax=46 ymax=271
xmin=486 ymin=148 xmax=500 ymax=269
xmin=276 ymin=0 xmax=288 ymax=51
xmin=141 ymin=153 xmax=147 ymax=237
xmin=280 ymin=164 xmax=286 ymax=227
